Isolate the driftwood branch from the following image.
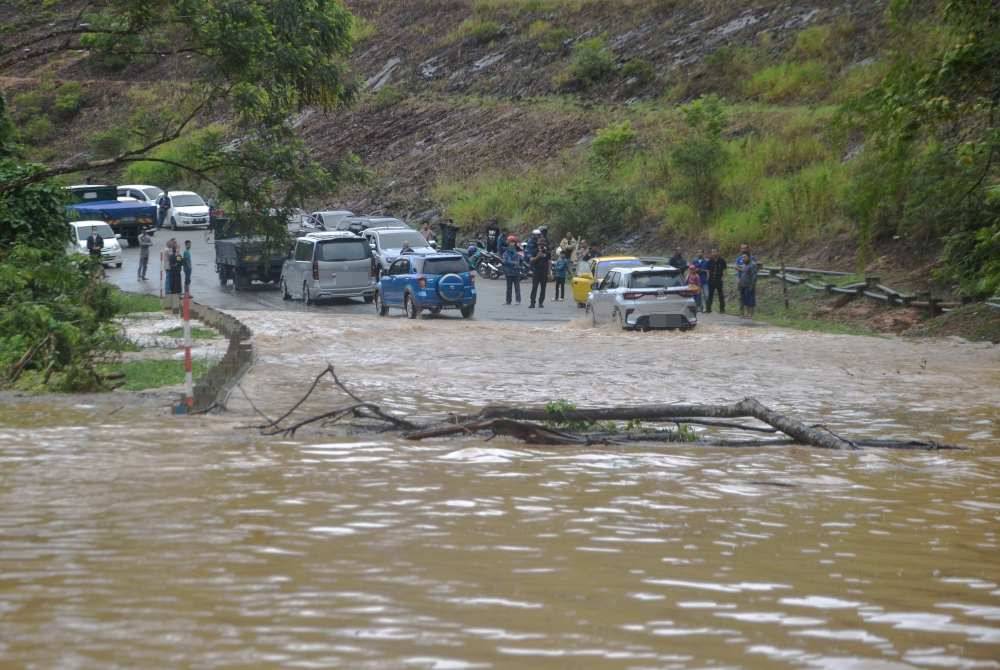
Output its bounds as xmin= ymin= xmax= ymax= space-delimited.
xmin=252 ymin=368 xmax=965 ymax=451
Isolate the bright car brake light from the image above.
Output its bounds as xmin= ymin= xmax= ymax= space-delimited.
xmin=417 ymin=276 xmax=427 ymax=289
xmin=312 ymin=260 xmax=319 ymax=280
xmin=623 ymin=292 xmax=645 ymax=300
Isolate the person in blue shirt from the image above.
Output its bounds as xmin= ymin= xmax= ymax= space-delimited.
xmin=734 ymin=243 xmax=757 ymax=270
xmin=552 ymin=250 xmax=570 ymax=302
xmin=692 ymin=249 xmax=710 ymax=311
xmin=501 ymin=237 xmax=522 ymax=305
xmin=525 ymin=229 xmax=540 ymax=260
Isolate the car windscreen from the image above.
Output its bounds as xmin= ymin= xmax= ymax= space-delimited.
xmin=422 ymin=258 xmax=468 ymax=275
xmin=317 ymin=239 xmax=370 ymax=261
xmin=629 ymin=271 xmax=683 ymax=288
xmin=141 ymin=187 xmax=163 ymax=200
xmin=171 ymin=194 xmax=205 ymax=207
xmin=379 ymin=231 xmax=425 ymax=248
xmin=596 ymin=259 xmax=641 ymax=279
xmin=76 ymin=225 xmax=114 ymax=240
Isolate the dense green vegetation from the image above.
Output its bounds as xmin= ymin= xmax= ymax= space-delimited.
xmin=0 ymin=0 xmax=360 ymax=391
xmin=435 ymin=0 xmax=998 ymax=297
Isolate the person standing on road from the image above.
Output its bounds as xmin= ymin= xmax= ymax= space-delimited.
xmin=502 ymin=236 xmax=522 ymax=306
xmin=182 ymin=240 xmax=193 ymax=296
xmin=485 ymin=218 xmax=500 ymax=254
xmin=137 ymin=229 xmax=153 ymax=280
xmin=552 ymin=250 xmax=569 ymax=302
xmin=686 ymin=263 xmax=703 ymax=304
xmin=692 ymin=249 xmax=709 ymax=311
xmin=165 ymin=238 xmax=182 ymax=295
xmin=705 ymin=248 xmax=727 ymax=313
xmin=529 ymin=242 xmax=551 ymax=309
xmin=420 ymin=222 xmax=433 ymax=242
xmin=737 ymin=252 xmax=758 ymax=319
xmin=439 ymin=219 xmax=458 ymax=251
xmin=156 ymin=191 xmax=171 ymax=229
xmin=86 ymin=226 xmax=104 ymax=260
xmin=525 ymin=229 xmax=540 ymax=261
xmin=735 ymin=243 xmax=756 ymax=270
xmin=668 ymin=247 xmax=687 ymax=271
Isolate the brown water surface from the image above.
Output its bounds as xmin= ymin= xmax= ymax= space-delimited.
xmin=1 ymin=312 xmax=998 ymax=668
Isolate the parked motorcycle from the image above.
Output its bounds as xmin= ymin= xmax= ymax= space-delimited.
xmin=476 ymin=251 xmax=504 ymax=280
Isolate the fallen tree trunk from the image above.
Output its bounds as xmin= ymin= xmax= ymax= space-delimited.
xmin=423 ymin=398 xmax=858 ymax=450
xmin=250 ymin=367 xmax=964 ymax=451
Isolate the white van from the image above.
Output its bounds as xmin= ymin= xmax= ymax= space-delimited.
xmin=280 ymin=232 xmax=376 ymax=304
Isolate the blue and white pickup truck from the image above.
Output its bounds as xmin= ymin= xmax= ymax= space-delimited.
xmin=65 ymin=184 xmax=156 ymax=246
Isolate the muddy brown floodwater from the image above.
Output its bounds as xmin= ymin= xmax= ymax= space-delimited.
xmin=1 ymin=310 xmax=998 ymax=669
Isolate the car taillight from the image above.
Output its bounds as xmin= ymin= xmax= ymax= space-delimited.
xmin=312 ymin=260 xmax=319 ymax=280
xmin=417 ymin=276 xmax=427 ymax=289
xmin=623 ymin=292 xmax=644 ymax=300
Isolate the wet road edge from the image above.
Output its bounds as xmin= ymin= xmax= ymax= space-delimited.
xmin=163 ymin=296 xmax=254 ymax=413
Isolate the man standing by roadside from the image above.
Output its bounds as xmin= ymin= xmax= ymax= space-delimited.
xmin=502 ymin=236 xmax=522 ymax=306
xmin=692 ymin=249 xmax=710 ymax=311
xmin=737 ymin=252 xmax=758 ymax=319
xmin=705 ymin=248 xmax=727 ymax=313
xmin=137 ymin=229 xmax=153 ymax=280
xmin=485 ymin=218 xmax=500 ymax=254
xmin=86 ymin=226 xmax=104 ymax=260
xmin=420 ymin=222 xmax=433 ymax=243
xmin=735 ymin=243 xmax=755 ymax=270
xmin=529 ymin=241 xmax=551 ymax=309
xmin=156 ymin=191 xmax=171 ymax=229
xmin=552 ymin=250 xmax=569 ymax=302
xmin=182 ymin=239 xmax=193 ymax=296
xmin=668 ymin=247 xmax=687 ymax=272
xmin=165 ymin=238 xmax=182 ymax=295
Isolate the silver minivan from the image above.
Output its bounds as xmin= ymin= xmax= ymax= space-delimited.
xmin=280 ymin=232 xmax=376 ymax=304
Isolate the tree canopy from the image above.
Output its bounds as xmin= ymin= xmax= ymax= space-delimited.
xmin=0 ymin=0 xmax=359 ymax=236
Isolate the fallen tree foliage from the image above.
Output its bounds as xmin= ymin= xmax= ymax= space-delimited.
xmin=249 ymin=365 xmax=963 ymax=451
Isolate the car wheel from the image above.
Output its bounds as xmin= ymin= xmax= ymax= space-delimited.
xmin=115 ymin=262 xmax=122 ymax=268
xmin=304 ymin=282 xmax=313 ymax=305
xmin=170 ymin=217 xmax=177 ymax=231
xmin=375 ymin=291 xmax=389 ymax=316
xmin=404 ymin=293 xmax=419 ymax=319
xmin=460 ymin=304 xmax=475 ymax=319
xmin=281 ymin=279 xmax=291 ymax=301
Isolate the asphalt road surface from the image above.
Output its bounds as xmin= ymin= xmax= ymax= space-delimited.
xmin=108 ymin=230 xmax=582 ymax=323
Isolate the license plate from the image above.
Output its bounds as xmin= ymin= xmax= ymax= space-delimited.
xmin=649 ymin=314 xmax=679 ymax=328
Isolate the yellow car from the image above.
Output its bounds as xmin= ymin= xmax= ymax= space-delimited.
xmin=571 ymin=256 xmax=645 ymax=307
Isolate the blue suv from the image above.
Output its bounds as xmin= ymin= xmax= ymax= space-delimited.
xmin=375 ymin=253 xmax=477 ymax=319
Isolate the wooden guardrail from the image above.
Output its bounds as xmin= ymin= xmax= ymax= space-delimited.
xmin=754 ymin=266 xmax=967 ymax=316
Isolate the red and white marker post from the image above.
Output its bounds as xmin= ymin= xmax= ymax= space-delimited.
xmin=181 ymin=291 xmax=193 ymax=411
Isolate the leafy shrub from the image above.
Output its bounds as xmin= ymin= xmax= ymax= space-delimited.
xmin=793 ymin=25 xmax=832 ymax=58
xmin=589 ymin=120 xmax=637 ymax=171
xmin=542 ymin=174 xmax=638 ymax=242
xmin=450 ymin=18 xmax=503 ymax=45
xmin=89 ymin=127 xmax=131 ymax=158
xmin=367 ymin=85 xmax=405 ymax=111
xmin=22 ymin=116 xmax=54 ymax=144
xmin=529 ymin=20 xmax=572 ymax=52
xmin=52 ymin=82 xmax=84 ymax=119
xmin=562 ymin=37 xmax=615 ymax=89
xmin=10 ymin=90 xmax=48 ymax=122
xmin=123 ymin=124 xmax=226 ymax=189
xmin=622 ymin=59 xmax=655 ymax=88
xmin=745 ymin=61 xmax=829 ymax=102
xmin=663 ymin=202 xmax=698 ymax=236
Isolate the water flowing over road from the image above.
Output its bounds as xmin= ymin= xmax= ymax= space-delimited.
xmin=0 ymin=237 xmax=998 ymax=668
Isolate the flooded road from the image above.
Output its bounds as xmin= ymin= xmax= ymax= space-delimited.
xmin=2 ymin=294 xmax=999 ymax=667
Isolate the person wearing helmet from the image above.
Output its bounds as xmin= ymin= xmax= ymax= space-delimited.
xmin=525 ymin=228 xmax=540 ymax=261
xmin=501 ymin=236 xmax=522 ymax=305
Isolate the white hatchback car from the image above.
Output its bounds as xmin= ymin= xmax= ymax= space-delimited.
xmin=165 ymin=191 xmax=210 ymax=229
xmin=68 ymin=221 xmax=123 ymax=268
xmin=588 ymin=265 xmax=697 ymax=330
xmin=116 ymin=184 xmax=164 ymax=206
